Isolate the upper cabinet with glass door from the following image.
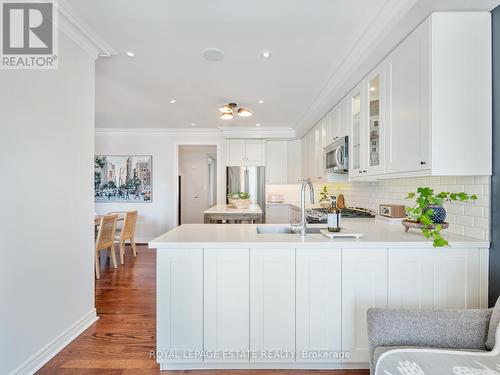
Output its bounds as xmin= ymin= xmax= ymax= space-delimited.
xmin=350 ymin=88 xmax=362 ymax=176
xmin=349 ymin=66 xmax=385 ymax=180
xmin=365 ymin=67 xmax=384 ymax=176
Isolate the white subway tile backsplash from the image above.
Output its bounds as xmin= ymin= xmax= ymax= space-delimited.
xmin=464 ymin=205 xmax=485 ymax=217
xmin=456 ymin=215 xmax=474 ymax=227
xmin=474 ymin=217 xmax=490 ymax=229
xmin=267 ymin=174 xmax=490 ymax=241
xmin=464 ymin=226 xmax=485 ymax=240
xmin=456 ymin=176 xmax=475 ymax=184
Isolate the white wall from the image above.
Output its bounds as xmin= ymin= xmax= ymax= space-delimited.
xmin=1 ymin=33 xmax=97 ymax=374
xmin=267 ymin=175 xmax=491 ymax=240
xmin=95 ymin=131 xmax=227 ymax=241
xmin=179 ymin=146 xmax=217 ymax=224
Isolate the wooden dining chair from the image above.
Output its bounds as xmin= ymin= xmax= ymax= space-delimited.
xmin=95 ymin=214 xmax=118 ymax=279
xmin=115 ymin=210 xmax=138 ymax=264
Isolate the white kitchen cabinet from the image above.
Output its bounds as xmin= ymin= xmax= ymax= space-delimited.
xmin=265 ymin=141 xmax=287 ymax=184
xmin=246 ymin=140 xmax=266 ymax=164
xmin=299 ymin=12 xmax=491 ymax=181
xmin=287 ymin=139 xmax=302 ymax=183
xmin=388 ymin=248 xmax=487 ymax=310
xmin=349 ymin=65 xmax=385 ymax=180
xmin=339 ymin=95 xmax=350 ymax=139
xmin=326 ymin=105 xmax=340 ymax=145
xmin=250 ymin=248 xmax=295 ymax=362
xmin=227 ymin=139 xmax=265 ymax=166
xmin=434 ymin=248 xmax=483 ymax=309
xmin=265 ymin=204 xmax=290 ymax=224
xmin=312 ymin=123 xmax=326 ymax=182
xmin=204 ymin=249 xmax=249 ymax=362
xmin=385 ymin=13 xmax=491 ymax=177
xmin=349 ymin=85 xmax=363 ymax=177
xmin=386 ymin=19 xmax=430 ymax=175
xmin=157 ymin=249 xmax=203 ymax=363
xmin=301 ymin=136 xmax=308 ymax=182
xmin=342 ymin=249 xmax=387 ymax=363
xmin=296 ymin=248 xmax=342 ymax=363
xmin=388 ymin=249 xmax=434 ymax=309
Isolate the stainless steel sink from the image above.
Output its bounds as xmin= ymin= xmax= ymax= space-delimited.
xmin=256 ymin=226 xmax=323 ymax=234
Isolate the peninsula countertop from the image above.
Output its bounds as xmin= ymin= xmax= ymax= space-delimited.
xmin=150 ymin=219 xmax=489 ymax=249
xmin=204 ymin=203 xmax=263 ymax=214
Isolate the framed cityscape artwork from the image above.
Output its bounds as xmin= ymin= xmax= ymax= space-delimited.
xmin=94 ymin=155 xmax=152 ymax=202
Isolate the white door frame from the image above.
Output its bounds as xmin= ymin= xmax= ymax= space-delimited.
xmin=174 ymin=143 xmax=223 ymax=226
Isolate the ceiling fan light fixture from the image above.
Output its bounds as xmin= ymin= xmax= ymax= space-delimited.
xmin=219 ymin=103 xmax=237 ymax=113
xmin=237 ymin=107 xmax=252 ymax=117
xmin=221 ymin=112 xmax=233 ymax=120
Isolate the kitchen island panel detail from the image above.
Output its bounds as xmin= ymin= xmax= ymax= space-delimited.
xmin=296 ymin=248 xmax=342 ymax=363
xmin=250 ymin=248 xmax=296 ymax=362
xmin=156 ymin=249 xmax=203 ymax=363
xmin=204 ymin=249 xmax=250 ymax=362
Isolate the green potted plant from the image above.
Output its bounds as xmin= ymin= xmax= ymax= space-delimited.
xmin=319 ymin=185 xmax=330 ymax=208
xmin=228 ymin=191 xmax=251 ymax=209
xmin=405 ymin=187 xmax=477 ymax=247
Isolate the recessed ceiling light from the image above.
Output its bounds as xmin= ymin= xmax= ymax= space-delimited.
xmin=370 ymin=86 xmax=376 ymax=91
xmin=260 ymin=50 xmax=271 ymax=59
xmin=191 ymin=123 xmax=196 ymax=126
xmin=258 ymin=100 xmax=264 ymax=104
xmin=169 ymin=99 xmax=176 ymax=104
xmin=202 ymin=47 xmax=225 ymax=62
xmin=126 ymin=51 xmax=135 ymax=57
xmin=256 ymin=123 xmax=261 ymax=127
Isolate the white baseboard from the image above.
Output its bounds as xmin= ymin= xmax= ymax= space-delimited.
xmin=10 ymin=309 xmax=98 ymax=375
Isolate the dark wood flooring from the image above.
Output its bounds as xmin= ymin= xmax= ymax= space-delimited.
xmin=39 ymin=245 xmax=369 ymax=375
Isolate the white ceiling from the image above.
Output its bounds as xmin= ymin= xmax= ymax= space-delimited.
xmin=66 ymin=0 xmax=500 ymax=134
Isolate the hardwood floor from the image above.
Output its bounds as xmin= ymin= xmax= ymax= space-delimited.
xmin=39 ymin=244 xmax=369 ymax=375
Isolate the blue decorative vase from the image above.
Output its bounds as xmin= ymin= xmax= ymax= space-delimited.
xmin=426 ymin=205 xmax=446 ymax=224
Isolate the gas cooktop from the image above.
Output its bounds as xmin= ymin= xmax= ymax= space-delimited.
xmin=306 ymin=207 xmax=374 ymax=223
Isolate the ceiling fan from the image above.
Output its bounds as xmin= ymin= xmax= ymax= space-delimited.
xmin=218 ymin=103 xmax=252 ymax=120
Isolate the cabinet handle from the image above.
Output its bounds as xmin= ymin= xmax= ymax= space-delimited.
xmin=358 ymin=171 xmax=362 ymax=174
xmin=420 ymin=161 xmax=426 ymax=165
xmin=363 ymin=170 xmax=367 ymax=173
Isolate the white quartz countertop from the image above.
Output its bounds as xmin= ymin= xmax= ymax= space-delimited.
xmin=149 ymin=219 xmax=489 ymax=249
xmin=204 ymin=204 xmax=263 ymax=214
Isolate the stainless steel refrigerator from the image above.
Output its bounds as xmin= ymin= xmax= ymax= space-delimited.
xmin=226 ymin=166 xmax=266 ymax=215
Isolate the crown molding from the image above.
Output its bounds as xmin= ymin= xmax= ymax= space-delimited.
xmin=95 ymin=126 xmax=296 ymax=139
xmin=57 ymin=0 xmax=116 ymax=59
xmin=294 ymin=0 xmax=419 ymax=138
xmin=95 ymin=127 xmax=222 ymax=136
xmin=218 ymin=126 xmax=296 ymax=139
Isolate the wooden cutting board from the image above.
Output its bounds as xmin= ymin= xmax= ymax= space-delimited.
xmin=337 ymin=194 xmax=345 ymax=209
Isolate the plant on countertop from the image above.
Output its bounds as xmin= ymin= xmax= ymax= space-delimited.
xmin=405 ymin=187 xmax=477 ymax=247
xmin=319 ymin=185 xmax=329 ymax=203
xmin=228 ymin=191 xmax=250 ymax=200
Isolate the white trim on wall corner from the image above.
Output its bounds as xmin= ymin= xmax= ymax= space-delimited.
xmin=58 ymin=0 xmax=116 ymax=58
xmin=9 ymin=309 xmax=98 ymax=375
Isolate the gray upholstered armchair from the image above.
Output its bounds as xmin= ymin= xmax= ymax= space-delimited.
xmin=367 ymin=301 xmax=500 ymax=374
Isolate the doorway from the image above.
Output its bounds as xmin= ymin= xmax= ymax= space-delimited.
xmin=178 ymin=145 xmax=218 ymax=224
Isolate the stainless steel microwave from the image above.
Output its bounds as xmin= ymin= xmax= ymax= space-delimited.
xmin=324 ymin=136 xmax=349 ymax=174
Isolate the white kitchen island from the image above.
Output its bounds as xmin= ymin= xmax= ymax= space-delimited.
xmin=149 ymin=220 xmax=489 ymax=370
